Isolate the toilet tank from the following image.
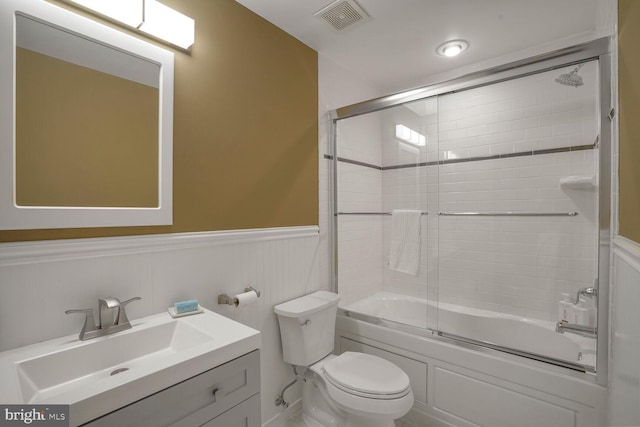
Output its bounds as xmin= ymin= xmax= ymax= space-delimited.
xmin=274 ymin=291 xmax=340 ymax=366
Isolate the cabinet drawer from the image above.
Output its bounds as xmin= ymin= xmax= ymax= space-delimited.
xmin=200 ymin=393 xmax=260 ymax=427
xmin=84 ymin=350 xmax=260 ymax=427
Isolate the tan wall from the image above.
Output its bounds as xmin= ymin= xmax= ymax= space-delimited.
xmin=0 ymin=0 xmax=318 ymax=242
xmin=619 ymin=0 xmax=640 ymax=243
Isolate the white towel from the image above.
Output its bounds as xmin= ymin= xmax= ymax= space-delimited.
xmin=389 ymin=209 xmax=422 ymax=276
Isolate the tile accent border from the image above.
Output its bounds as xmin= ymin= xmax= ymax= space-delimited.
xmin=325 ymin=141 xmax=596 ymax=171
xmin=323 ymin=154 xmax=381 ymax=170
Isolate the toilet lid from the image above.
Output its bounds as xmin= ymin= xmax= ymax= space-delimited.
xmin=322 ymin=352 xmax=410 ymax=397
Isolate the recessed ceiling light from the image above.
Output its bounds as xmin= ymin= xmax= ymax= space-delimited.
xmin=436 ymin=40 xmax=469 ymax=57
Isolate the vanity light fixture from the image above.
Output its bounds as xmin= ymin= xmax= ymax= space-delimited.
xmin=66 ymin=0 xmax=195 ymax=50
xmin=395 ymin=124 xmax=426 ymax=147
xmin=436 ymin=39 xmax=469 ymax=57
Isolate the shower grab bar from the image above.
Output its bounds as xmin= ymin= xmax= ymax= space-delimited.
xmin=337 ymin=211 xmax=428 ymax=216
xmin=439 ymin=211 xmax=578 ymax=217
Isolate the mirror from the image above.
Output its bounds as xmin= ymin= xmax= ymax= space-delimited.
xmin=0 ymin=0 xmax=173 ymax=229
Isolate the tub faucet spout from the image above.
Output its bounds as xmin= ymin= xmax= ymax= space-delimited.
xmin=556 ymin=320 xmax=597 ymax=338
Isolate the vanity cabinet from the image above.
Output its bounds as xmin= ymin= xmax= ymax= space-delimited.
xmin=82 ymin=350 xmax=260 ymax=427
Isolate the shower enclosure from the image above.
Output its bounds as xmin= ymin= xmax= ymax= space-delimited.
xmin=330 ymin=38 xmax=611 ymax=375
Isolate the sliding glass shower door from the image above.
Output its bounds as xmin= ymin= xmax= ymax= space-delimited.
xmin=333 ymin=55 xmax=605 ymax=372
xmin=435 ymin=61 xmax=600 ymax=370
xmin=334 ymin=98 xmax=439 ymax=332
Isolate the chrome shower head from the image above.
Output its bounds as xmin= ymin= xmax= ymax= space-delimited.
xmin=555 ymin=64 xmax=584 ymax=87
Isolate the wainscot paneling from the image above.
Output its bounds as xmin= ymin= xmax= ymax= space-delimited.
xmin=0 ymin=226 xmax=321 ymax=425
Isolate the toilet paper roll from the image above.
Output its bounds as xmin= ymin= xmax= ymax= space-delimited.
xmin=233 ymin=290 xmax=258 ymax=307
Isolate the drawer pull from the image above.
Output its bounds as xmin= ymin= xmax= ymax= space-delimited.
xmin=212 ymin=387 xmax=226 ymax=401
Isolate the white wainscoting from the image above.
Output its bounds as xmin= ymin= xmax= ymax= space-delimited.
xmin=609 ymin=235 xmax=640 ymax=426
xmin=0 ymin=226 xmax=321 ymax=425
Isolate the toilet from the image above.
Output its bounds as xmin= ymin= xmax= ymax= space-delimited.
xmin=274 ymin=291 xmax=414 ymax=427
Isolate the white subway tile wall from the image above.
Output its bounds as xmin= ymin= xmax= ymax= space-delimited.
xmin=335 ymin=115 xmax=384 ymax=304
xmin=336 ymin=60 xmax=599 ymax=324
xmin=336 ymin=111 xmax=383 ymax=166
xmin=338 ymin=216 xmax=384 ymax=305
xmin=317 ymin=53 xmax=384 ymax=296
xmin=435 ymin=62 xmax=598 ymax=322
xmin=437 ymin=61 xmax=599 ymax=158
xmin=381 ymin=98 xmax=440 ymax=166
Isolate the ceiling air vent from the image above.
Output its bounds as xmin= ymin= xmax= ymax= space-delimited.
xmin=314 ymin=0 xmax=370 ymax=31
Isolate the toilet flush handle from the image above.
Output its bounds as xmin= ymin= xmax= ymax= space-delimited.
xmin=301 ymin=319 xmax=311 ymax=327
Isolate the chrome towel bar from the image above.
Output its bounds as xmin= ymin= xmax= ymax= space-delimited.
xmin=439 ymin=211 xmax=578 ymax=217
xmin=336 ymin=211 xmax=577 ymax=217
xmin=336 ymin=211 xmax=428 ymax=216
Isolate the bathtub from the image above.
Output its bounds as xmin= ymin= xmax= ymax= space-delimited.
xmin=336 ymin=292 xmax=605 ymax=427
xmin=342 ymin=292 xmax=596 ymax=367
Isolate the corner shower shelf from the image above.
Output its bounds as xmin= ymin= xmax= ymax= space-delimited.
xmin=559 ymin=175 xmax=597 ymax=190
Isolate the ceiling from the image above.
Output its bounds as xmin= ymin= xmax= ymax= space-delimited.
xmin=234 ymin=0 xmax=602 ymax=93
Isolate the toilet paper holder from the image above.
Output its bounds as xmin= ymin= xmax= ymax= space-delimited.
xmin=218 ymin=286 xmax=261 ymax=306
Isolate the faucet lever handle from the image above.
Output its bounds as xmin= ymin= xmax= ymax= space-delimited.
xmin=116 ymin=297 xmax=142 ymax=326
xmin=65 ymin=308 xmax=97 ymax=339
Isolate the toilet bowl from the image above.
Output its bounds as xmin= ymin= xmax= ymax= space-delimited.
xmin=274 ymin=291 xmax=414 ymax=427
xmin=306 ymin=352 xmax=414 ymax=426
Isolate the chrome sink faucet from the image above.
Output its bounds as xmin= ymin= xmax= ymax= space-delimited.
xmin=98 ymin=297 xmax=120 ymax=329
xmin=66 ymin=297 xmax=141 ymax=341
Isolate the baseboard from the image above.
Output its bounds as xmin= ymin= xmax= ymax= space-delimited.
xmin=262 ymin=398 xmax=302 ymax=427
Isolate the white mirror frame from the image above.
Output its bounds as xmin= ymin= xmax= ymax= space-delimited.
xmin=0 ymin=0 xmax=173 ymax=230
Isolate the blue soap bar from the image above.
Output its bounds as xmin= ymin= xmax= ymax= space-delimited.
xmin=175 ymin=300 xmax=198 ymax=314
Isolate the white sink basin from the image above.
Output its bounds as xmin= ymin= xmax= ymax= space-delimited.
xmin=0 ymin=308 xmax=260 ymax=426
xmin=16 ymin=320 xmax=210 ymax=402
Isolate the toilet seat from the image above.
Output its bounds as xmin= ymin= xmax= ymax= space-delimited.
xmin=322 ymin=352 xmax=411 ymax=399
xmin=309 ymin=352 xmax=414 ymax=419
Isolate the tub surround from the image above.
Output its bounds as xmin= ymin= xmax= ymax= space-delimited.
xmin=336 ymin=313 xmax=606 ymax=427
xmin=329 ymin=40 xmax=612 ymax=427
